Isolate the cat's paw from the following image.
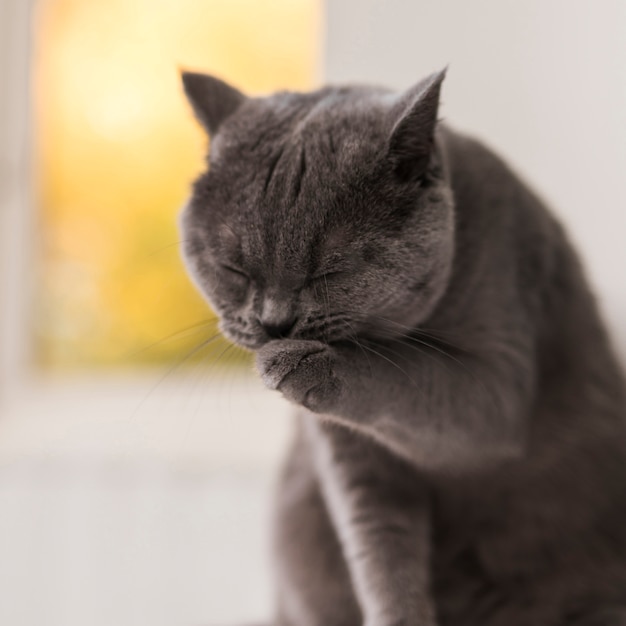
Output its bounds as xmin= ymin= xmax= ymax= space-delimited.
xmin=256 ymin=340 xmax=341 ymax=413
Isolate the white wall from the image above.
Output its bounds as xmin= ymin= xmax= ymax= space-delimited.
xmin=324 ymin=0 xmax=626 ymax=356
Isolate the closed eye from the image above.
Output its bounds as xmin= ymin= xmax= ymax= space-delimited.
xmin=311 ymin=270 xmax=344 ymax=282
xmin=221 ymin=264 xmax=249 ymax=279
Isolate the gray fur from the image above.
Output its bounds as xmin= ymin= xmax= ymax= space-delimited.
xmin=179 ymin=69 xmax=626 ymax=626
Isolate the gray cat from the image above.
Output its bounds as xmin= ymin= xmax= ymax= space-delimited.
xmin=179 ymin=68 xmax=626 ymax=626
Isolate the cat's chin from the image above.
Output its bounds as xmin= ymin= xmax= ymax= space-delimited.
xmin=233 ymin=340 xmax=262 ymax=351
xmin=231 ymin=337 xmax=265 ymax=351
xmin=219 ymin=325 xmax=264 ymax=351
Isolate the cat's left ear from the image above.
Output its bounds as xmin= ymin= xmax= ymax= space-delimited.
xmin=181 ymin=71 xmax=247 ymax=135
xmin=387 ymin=68 xmax=446 ymax=182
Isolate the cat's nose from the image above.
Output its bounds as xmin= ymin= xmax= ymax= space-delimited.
xmin=260 ymin=316 xmax=297 ymax=339
xmin=259 ymin=296 xmax=297 ymax=338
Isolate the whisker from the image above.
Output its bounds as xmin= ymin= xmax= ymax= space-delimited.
xmin=358 ymin=342 xmax=420 ymax=389
xmin=179 ymin=342 xmax=238 ymax=452
xmin=369 ymin=331 xmax=456 ymax=379
xmin=322 ymin=274 xmax=332 ymax=343
xmin=359 ymin=311 xmax=514 ymax=352
xmin=368 ymin=327 xmax=499 ymax=417
xmin=145 ymin=239 xmax=191 ymax=258
xmin=354 ymin=312 xmax=466 ymax=351
xmin=344 ymin=320 xmax=373 ymax=377
xmin=126 ymin=318 xmax=219 ymax=359
xmin=129 ymin=333 xmax=226 ymax=422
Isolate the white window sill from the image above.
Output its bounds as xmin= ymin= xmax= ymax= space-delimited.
xmin=0 ymin=373 xmax=293 ymax=472
xmin=0 ymin=373 xmax=292 ymax=625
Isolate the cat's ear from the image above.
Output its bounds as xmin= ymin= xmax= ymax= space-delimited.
xmin=387 ymin=68 xmax=446 ymax=182
xmin=181 ymin=71 xmax=246 ymax=135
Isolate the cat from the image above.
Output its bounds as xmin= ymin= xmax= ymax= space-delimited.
xmin=179 ymin=68 xmax=626 ymax=626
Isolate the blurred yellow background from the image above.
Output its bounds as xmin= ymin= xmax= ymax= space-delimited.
xmin=35 ymin=0 xmax=322 ymax=369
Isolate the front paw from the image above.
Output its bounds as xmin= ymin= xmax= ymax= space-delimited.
xmin=256 ymin=340 xmax=341 ymax=413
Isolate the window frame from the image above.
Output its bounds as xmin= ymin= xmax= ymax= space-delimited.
xmin=0 ymin=0 xmax=299 ymax=470
xmin=0 ymin=0 xmax=37 ymax=407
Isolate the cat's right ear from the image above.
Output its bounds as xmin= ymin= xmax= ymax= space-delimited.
xmin=387 ymin=68 xmax=446 ymax=183
xmin=181 ymin=71 xmax=246 ymax=136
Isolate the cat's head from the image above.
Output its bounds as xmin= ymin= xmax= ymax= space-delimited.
xmin=180 ymin=70 xmax=455 ymax=350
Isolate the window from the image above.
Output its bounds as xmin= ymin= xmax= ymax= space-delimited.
xmin=34 ymin=0 xmax=321 ymax=370
xmin=0 ymin=4 xmax=321 ymax=622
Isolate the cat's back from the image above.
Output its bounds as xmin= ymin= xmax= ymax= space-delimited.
xmin=421 ymin=124 xmax=626 ymax=612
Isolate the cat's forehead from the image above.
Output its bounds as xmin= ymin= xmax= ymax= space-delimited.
xmin=199 ymin=87 xmax=397 ymax=269
xmin=216 ymin=87 xmax=390 ymax=165
xmin=209 ymin=89 xmax=389 ymax=220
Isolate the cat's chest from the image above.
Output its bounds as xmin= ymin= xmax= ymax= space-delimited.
xmin=430 ymin=482 xmax=559 ymax=626
xmin=430 ymin=473 xmax=568 ymax=584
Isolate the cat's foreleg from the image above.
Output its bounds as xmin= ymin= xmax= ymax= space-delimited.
xmin=256 ymin=336 xmax=530 ymax=623
xmin=257 ymin=337 xmax=532 ymax=471
xmin=306 ymin=417 xmax=437 ymax=626
xmin=272 ymin=425 xmax=361 ymax=626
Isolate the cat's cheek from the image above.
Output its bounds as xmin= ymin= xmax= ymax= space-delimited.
xmin=219 ymin=283 xmax=248 ymax=307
